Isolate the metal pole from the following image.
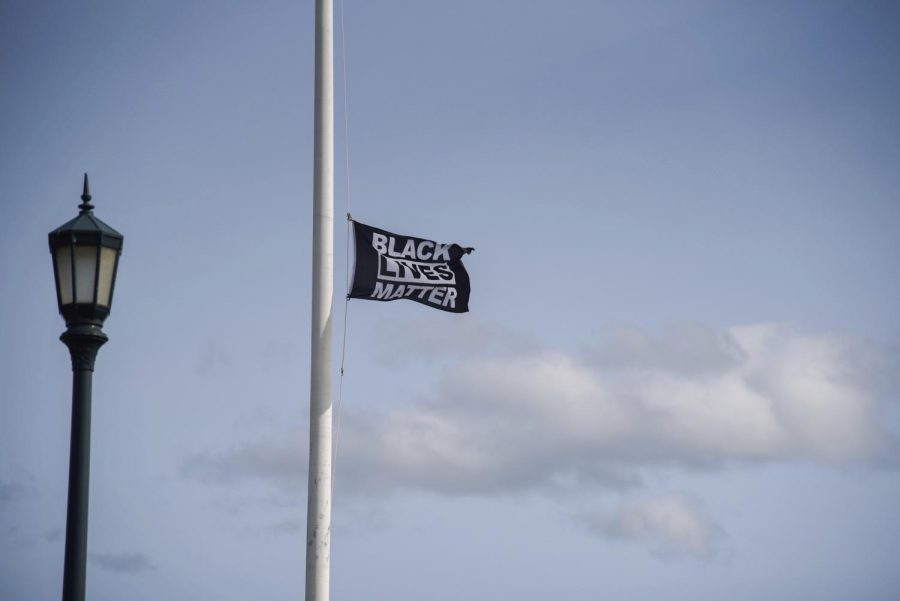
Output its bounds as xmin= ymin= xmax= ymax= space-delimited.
xmin=60 ymin=325 xmax=107 ymax=601
xmin=306 ymin=0 xmax=334 ymax=600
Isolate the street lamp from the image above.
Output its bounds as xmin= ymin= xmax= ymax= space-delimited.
xmin=48 ymin=174 xmax=123 ymax=601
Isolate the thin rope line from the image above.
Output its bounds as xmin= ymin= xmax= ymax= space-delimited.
xmin=331 ymin=218 xmax=351 ymax=492
xmin=339 ymin=0 xmax=352 ymax=216
xmin=331 ymin=0 xmax=352 ymax=497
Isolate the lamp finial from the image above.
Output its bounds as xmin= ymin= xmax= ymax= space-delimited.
xmin=79 ymin=173 xmax=94 ymax=214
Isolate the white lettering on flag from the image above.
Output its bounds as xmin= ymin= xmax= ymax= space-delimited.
xmin=370 ymin=282 xmax=457 ymax=309
xmin=378 ymin=255 xmax=457 ymax=285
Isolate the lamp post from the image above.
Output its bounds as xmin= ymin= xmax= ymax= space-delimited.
xmin=48 ymin=174 xmax=123 ymax=601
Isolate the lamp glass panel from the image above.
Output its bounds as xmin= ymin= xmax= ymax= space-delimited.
xmin=96 ymin=247 xmax=118 ymax=307
xmin=55 ymin=246 xmax=74 ymax=305
xmin=74 ymin=245 xmax=99 ymax=304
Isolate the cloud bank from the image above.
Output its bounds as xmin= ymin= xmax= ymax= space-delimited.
xmin=185 ymin=320 xmax=897 ymax=498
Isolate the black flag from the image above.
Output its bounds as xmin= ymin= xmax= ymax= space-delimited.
xmin=349 ymin=220 xmax=473 ymax=313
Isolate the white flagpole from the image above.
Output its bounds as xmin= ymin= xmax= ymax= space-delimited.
xmin=306 ymin=0 xmax=333 ymax=600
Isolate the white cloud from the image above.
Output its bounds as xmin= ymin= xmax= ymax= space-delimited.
xmin=90 ymin=552 xmax=153 ymax=574
xmin=195 ymin=338 xmax=234 ymax=376
xmin=584 ymin=321 xmax=747 ymax=376
xmin=0 ymin=481 xmax=25 ymax=508
xmin=183 ymin=432 xmax=306 ymax=492
xmin=184 ymin=321 xmax=898 ymax=498
xmin=581 ymin=494 xmax=724 ymax=559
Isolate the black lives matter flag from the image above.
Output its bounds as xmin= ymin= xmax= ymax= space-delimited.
xmin=349 ymin=220 xmax=473 ymax=313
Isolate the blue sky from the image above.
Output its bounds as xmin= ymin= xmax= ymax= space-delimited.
xmin=2 ymin=1 xmax=899 ymax=599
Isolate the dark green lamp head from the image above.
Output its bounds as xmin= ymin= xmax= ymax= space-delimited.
xmin=48 ymin=174 xmax=124 ymax=327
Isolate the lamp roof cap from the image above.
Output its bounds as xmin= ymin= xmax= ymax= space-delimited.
xmin=48 ymin=174 xmax=123 ymax=249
